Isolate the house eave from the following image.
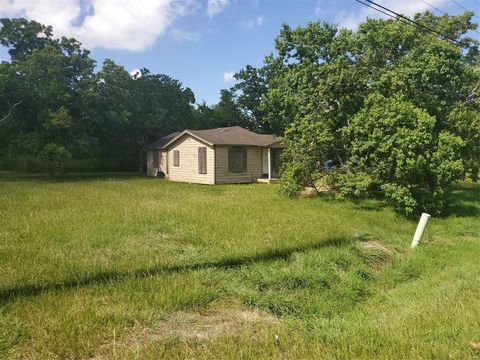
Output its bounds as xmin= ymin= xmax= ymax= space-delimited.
xmin=162 ymin=130 xmax=215 ymax=149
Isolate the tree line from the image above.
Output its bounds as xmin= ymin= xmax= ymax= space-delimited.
xmin=0 ymin=18 xmax=248 ymax=174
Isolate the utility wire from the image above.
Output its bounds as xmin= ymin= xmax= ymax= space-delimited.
xmin=364 ymin=0 xmax=469 ymax=46
xmin=418 ymin=0 xmax=480 ymax=34
xmin=419 ymin=0 xmax=446 ymax=15
xmin=355 ymin=0 xmax=395 ymax=19
xmin=346 ymin=0 xmax=477 ymax=102
xmin=450 ymin=0 xmax=470 ymax=11
xmin=356 ymin=0 xmax=472 ymax=48
xmin=449 ymin=0 xmax=480 ymax=19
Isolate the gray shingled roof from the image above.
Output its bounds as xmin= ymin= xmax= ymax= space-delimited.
xmin=145 ymin=131 xmax=181 ymax=150
xmin=147 ymin=126 xmax=282 ymax=150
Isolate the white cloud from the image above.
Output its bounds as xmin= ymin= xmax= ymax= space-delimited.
xmin=337 ymin=0 xmax=449 ymax=29
xmin=223 ymin=70 xmax=236 ymax=83
xmin=0 ymin=0 xmax=201 ymax=51
xmin=207 ymin=0 xmax=229 ymax=18
xmin=240 ymin=15 xmax=264 ymax=29
xmin=170 ymin=28 xmax=202 ymax=42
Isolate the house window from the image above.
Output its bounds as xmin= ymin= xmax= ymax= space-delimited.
xmin=173 ymin=150 xmax=180 ymax=166
xmin=198 ymin=147 xmax=207 ymax=174
xmin=228 ymin=147 xmax=247 ymax=173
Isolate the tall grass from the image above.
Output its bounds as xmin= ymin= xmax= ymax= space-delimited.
xmin=0 ymin=174 xmax=478 ymax=358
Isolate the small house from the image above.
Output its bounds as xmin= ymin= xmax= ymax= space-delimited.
xmin=146 ymin=126 xmax=283 ymax=184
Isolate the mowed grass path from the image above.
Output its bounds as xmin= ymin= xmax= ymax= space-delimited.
xmin=0 ymin=174 xmax=478 ymax=359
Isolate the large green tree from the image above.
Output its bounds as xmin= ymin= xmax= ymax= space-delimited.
xmin=231 ymin=65 xmax=270 ymax=132
xmin=192 ymin=89 xmax=248 ymax=129
xmin=242 ymin=11 xmax=479 ymax=215
xmin=347 ymin=94 xmax=466 ymax=215
xmin=0 ymin=18 xmax=96 ymax=172
xmin=129 ymin=69 xmax=196 ymax=170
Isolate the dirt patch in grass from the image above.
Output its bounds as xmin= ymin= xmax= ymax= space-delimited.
xmin=161 ymin=308 xmax=278 ymax=340
xmin=298 ymin=186 xmax=335 ymax=197
xmin=470 ymin=342 xmax=480 ymax=350
xmin=359 ymin=240 xmax=394 ymax=254
xmin=92 ymin=307 xmax=279 ymax=359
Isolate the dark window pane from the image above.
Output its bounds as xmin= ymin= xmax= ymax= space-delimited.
xmin=228 ymin=147 xmax=247 ymax=173
xmin=173 ymin=150 xmax=180 ymax=166
xmin=198 ymin=147 xmax=207 ymax=174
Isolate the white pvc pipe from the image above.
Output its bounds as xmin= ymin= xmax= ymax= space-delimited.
xmin=411 ymin=213 xmax=431 ymax=249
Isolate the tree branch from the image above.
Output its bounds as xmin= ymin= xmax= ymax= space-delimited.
xmin=0 ymin=100 xmax=22 ymax=124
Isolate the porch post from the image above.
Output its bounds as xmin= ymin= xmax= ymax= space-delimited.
xmin=267 ymin=147 xmax=271 ymax=180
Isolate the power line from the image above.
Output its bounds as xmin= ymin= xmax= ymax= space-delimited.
xmin=450 ymin=0 xmax=470 ymax=11
xmin=356 ymin=0 xmax=395 ymax=19
xmin=419 ymin=0 xmax=446 ymax=15
xmin=364 ymin=0 xmax=467 ymax=46
xmin=356 ymin=0 xmax=472 ymax=49
xmin=449 ymin=0 xmax=480 ymax=19
xmin=418 ymin=0 xmax=480 ymax=34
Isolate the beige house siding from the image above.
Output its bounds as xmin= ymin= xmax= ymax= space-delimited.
xmin=166 ymin=135 xmax=215 ymax=184
xmin=214 ymin=146 xmax=262 ymax=184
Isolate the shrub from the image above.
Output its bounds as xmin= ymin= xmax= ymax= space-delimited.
xmin=325 ymin=171 xmax=373 ymax=199
xmin=279 ymin=162 xmax=308 ymax=197
xmin=38 ymin=143 xmax=72 ymax=176
xmin=344 ymin=94 xmax=466 ymax=216
xmin=279 ymin=114 xmax=335 ymax=196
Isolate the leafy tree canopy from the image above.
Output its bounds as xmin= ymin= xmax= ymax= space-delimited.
xmin=0 ymin=18 xmax=243 ymax=174
xmin=234 ymin=11 xmax=479 ymax=215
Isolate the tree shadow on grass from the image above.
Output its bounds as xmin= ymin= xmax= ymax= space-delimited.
xmin=446 ymin=205 xmax=479 ymax=219
xmin=443 ymin=183 xmax=479 ymax=218
xmin=451 ymin=183 xmax=480 ymax=202
xmin=444 ymin=203 xmax=479 ymax=218
xmin=344 ymin=183 xmax=479 ymax=219
xmin=0 ymin=237 xmax=350 ymax=305
xmin=349 ymin=199 xmax=388 ymax=212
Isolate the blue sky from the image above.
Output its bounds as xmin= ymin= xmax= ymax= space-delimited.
xmin=1 ymin=0 xmax=479 ymax=104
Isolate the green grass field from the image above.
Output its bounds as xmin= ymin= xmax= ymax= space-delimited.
xmin=0 ymin=174 xmax=479 ymax=359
